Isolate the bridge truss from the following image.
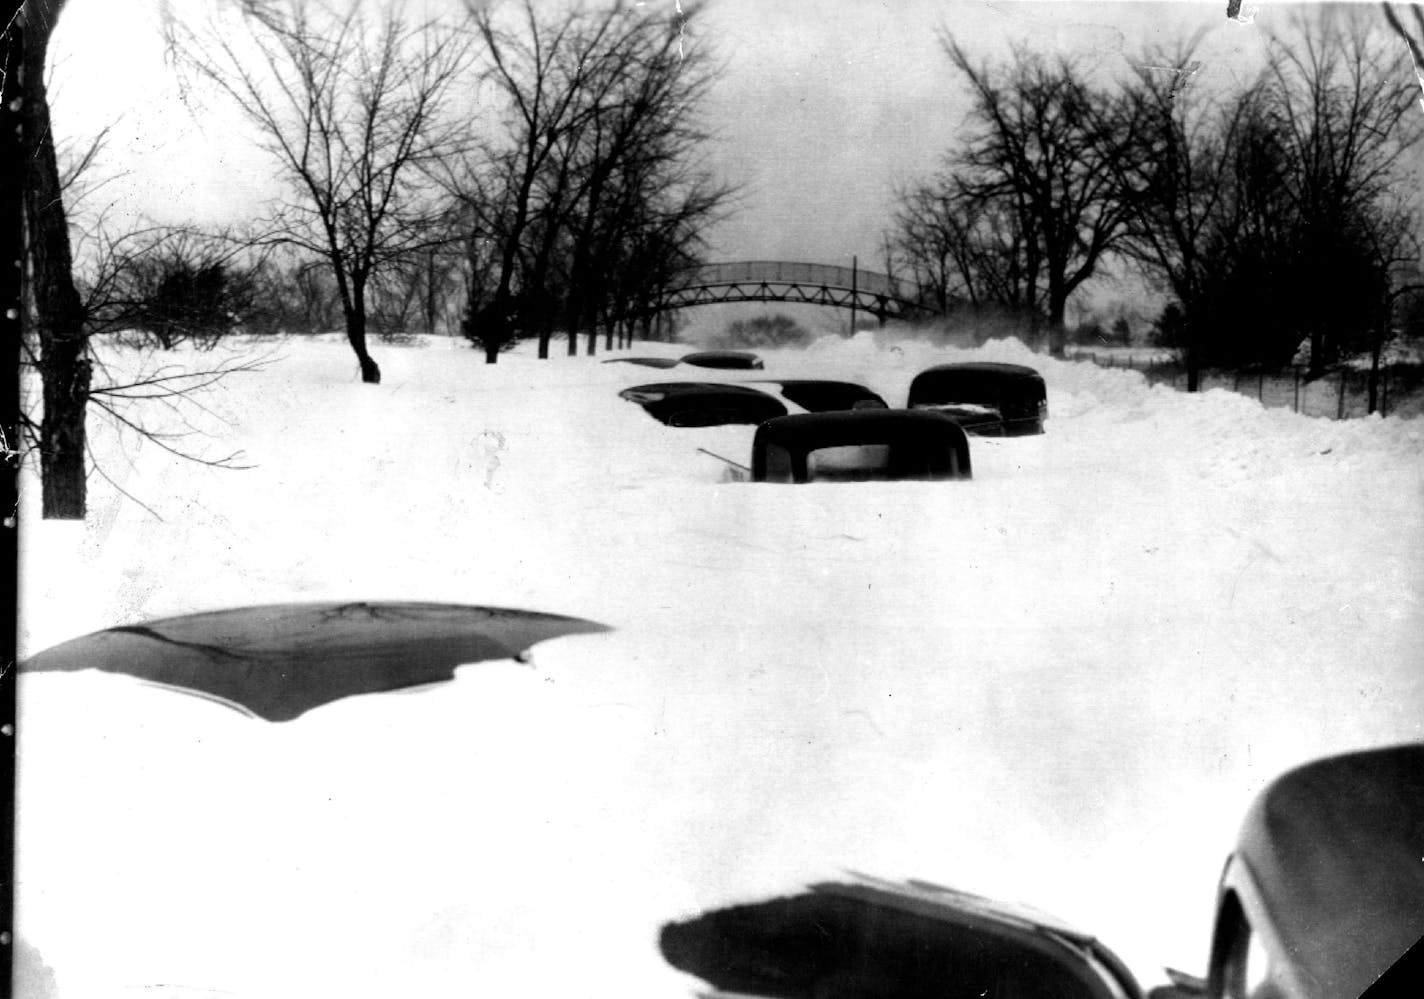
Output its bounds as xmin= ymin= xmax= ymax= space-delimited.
xmin=651 ymin=261 xmax=935 ymax=324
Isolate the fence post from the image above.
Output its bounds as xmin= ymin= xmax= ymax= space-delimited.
xmin=1337 ymin=368 xmax=1347 ymax=419
xmin=1293 ymin=369 xmax=1300 ymax=413
xmin=1258 ymin=371 xmax=1264 ymax=402
xmin=1382 ymin=370 xmax=1389 ymax=418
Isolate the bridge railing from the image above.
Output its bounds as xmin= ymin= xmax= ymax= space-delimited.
xmin=672 ymin=260 xmax=905 ymax=300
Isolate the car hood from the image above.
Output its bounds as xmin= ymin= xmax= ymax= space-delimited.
xmin=660 ymin=874 xmax=1143 ymax=999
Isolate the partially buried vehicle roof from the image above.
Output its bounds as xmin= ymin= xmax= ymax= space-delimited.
xmin=600 ymin=356 xmax=680 ymax=368
xmin=751 ymin=379 xmax=888 ymax=412
xmin=752 ymin=409 xmax=971 ymax=482
xmin=620 ymin=381 xmax=788 ymax=427
xmin=681 ymin=350 xmax=765 ymax=369
xmin=1222 ymin=742 xmax=1424 ymax=999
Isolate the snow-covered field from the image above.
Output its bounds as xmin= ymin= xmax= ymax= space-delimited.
xmin=15 ymin=330 xmax=1424 ymax=998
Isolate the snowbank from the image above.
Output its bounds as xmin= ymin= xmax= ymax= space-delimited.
xmin=15 ymin=332 xmax=1424 ymax=998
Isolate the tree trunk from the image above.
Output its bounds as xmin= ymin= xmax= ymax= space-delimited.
xmin=1367 ymin=332 xmax=1383 ymax=415
xmin=1307 ymin=325 xmax=1326 ymax=380
xmin=537 ymin=316 xmax=552 ymax=360
xmin=344 ymin=288 xmax=381 ymax=382
xmin=3 ymin=24 xmax=23 ymax=516
xmin=481 ymin=317 xmax=504 ymax=364
xmin=21 ymin=7 xmax=89 ymax=519
xmin=1046 ymin=287 xmax=1068 ymax=359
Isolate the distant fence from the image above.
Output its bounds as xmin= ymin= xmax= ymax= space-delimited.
xmin=1065 ymin=349 xmax=1424 ymax=420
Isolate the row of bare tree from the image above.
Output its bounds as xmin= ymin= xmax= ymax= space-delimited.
xmin=888 ymin=8 xmax=1424 ymax=390
xmin=161 ymin=0 xmax=729 ymax=379
xmin=13 ymin=0 xmax=732 ymax=519
xmin=453 ymin=1 xmax=731 ymax=363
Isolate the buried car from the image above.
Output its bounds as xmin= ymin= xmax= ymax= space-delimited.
xmin=907 ymin=362 xmax=1048 ymax=436
xmin=748 ymin=379 xmax=889 ymax=413
xmin=621 ymin=382 xmax=789 ymax=428
xmin=682 ymin=349 xmax=766 ymax=370
xmin=1206 ymin=742 xmax=1424 ymax=999
xmin=619 ymin=379 xmax=888 ymax=429
xmin=20 ymin=602 xmax=609 ymax=721
xmin=660 ymin=873 xmax=1145 ymax=999
xmin=752 ymin=410 xmax=972 ymax=483
xmin=601 ymin=356 xmax=682 ymax=369
xmin=658 ymin=743 xmax=1424 ymax=999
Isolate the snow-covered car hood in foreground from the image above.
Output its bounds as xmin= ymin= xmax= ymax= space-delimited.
xmin=21 ymin=602 xmax=610 ymax=721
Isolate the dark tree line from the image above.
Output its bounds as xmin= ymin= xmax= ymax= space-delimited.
xmin=890 ymin=8 xmax=1424 ymax=391
xmin=453 ymin=0 xmax=732 ymax=362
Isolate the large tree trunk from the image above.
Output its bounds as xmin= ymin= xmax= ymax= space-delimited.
xmin=344 ymin=284 xmax=381 ymax=383
xmin=4 ymin=13 xmax=26 ymax=529
xmin=21 ymin=4 xmax=89 ymax=519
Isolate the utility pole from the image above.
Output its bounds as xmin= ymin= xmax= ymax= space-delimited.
xmin=849 ymin=256 xmax=858 ymax=338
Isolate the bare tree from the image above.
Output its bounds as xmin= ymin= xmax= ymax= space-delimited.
xmin=167 ymin=0 xmax=476 ymax=382
xmin=1383 ymin=3 xmax=1424 ymax=115
xmin=890 ymin=172 xmax=1041 ymax=320
xmin=457 ymin=0 xmax=624 ymax=361
xmin=1114 ymin=41 xmax=1267 ymax=389
xmin=367 ymin=241 xmax=467 ymax=339
xmin=76 ymin=224 xmax=263 ymax=350
xmin=11 ymin=0 xmax=90 ymax=518
xmin=455 ymin=0 xmax=731 ymax=361
xmin=1264 ymin=8 xmax=1423 ymax=375
xmin=941 ymin=37 xmax=1136 ymax=355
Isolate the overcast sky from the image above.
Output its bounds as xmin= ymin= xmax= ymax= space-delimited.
xmin=49 ymin=2 xmax=1354 ymax=281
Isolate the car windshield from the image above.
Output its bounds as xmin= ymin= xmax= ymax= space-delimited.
xmin=806 ymin=444 xmax=894 ymax=480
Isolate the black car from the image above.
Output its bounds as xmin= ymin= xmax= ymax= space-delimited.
xmin=749 ymin=379 xmax=889 ymax=413
xmin=681 ymin=350 xmax=766 ymax=370
xmin=661 ymin=874 xmax=1144 ymax=999
xmin=1207 ymin=743 xmax=1424 ymax=999
xmin=659 ymin=744 xmax=1424 ymax=999
xmin=751 ymin=410 xmax=971 ymax=483
xmin=907 ymin=362 xmax=1048 ymax=435
xmin=621 ymin=382 xmax=788 ymax=427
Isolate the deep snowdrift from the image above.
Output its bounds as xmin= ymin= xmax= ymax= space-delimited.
xmin=16 ymin=331 xmax=1424 ymax=999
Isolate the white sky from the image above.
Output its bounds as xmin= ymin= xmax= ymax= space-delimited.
xmin=46 ymin=2 xmax=1365 ymax=272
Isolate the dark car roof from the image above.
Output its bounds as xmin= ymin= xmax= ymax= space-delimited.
xmin=1232 ymin=743 xmax=1424 ymax=999
xmin=916 ymin=361 xmax=1044 ymax=378
xmin=601 ymin=356 xmax=680 ymax=368
xmin=622 ymin=381 xmax=780 ymax=402
xmin=909 ymin=363 xmax=1045 ymax=391
xmin=754 ymin=408 xmax=969 ymax=448
xmin=659 ymin=875 xmax=1139 ymax=999
xmin=681 ymin=350 xmax=764 ymax=369
xmin=620 ymin=382 xmax=788 ymax=427
xmin=748 ymin=379 xmax=888 ymax=411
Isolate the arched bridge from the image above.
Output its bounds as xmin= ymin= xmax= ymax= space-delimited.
xmin=654 ymin=260 xmax=934 ymax=323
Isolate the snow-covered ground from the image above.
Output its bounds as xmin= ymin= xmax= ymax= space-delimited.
xmin=15 ymin=330 xmax=1424 ymax=998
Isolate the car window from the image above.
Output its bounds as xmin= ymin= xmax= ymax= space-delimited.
xmin=807 ymin=444 xmax=894 ymax=481
xmin=761 ymin=444 xmax=796 ymax=482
